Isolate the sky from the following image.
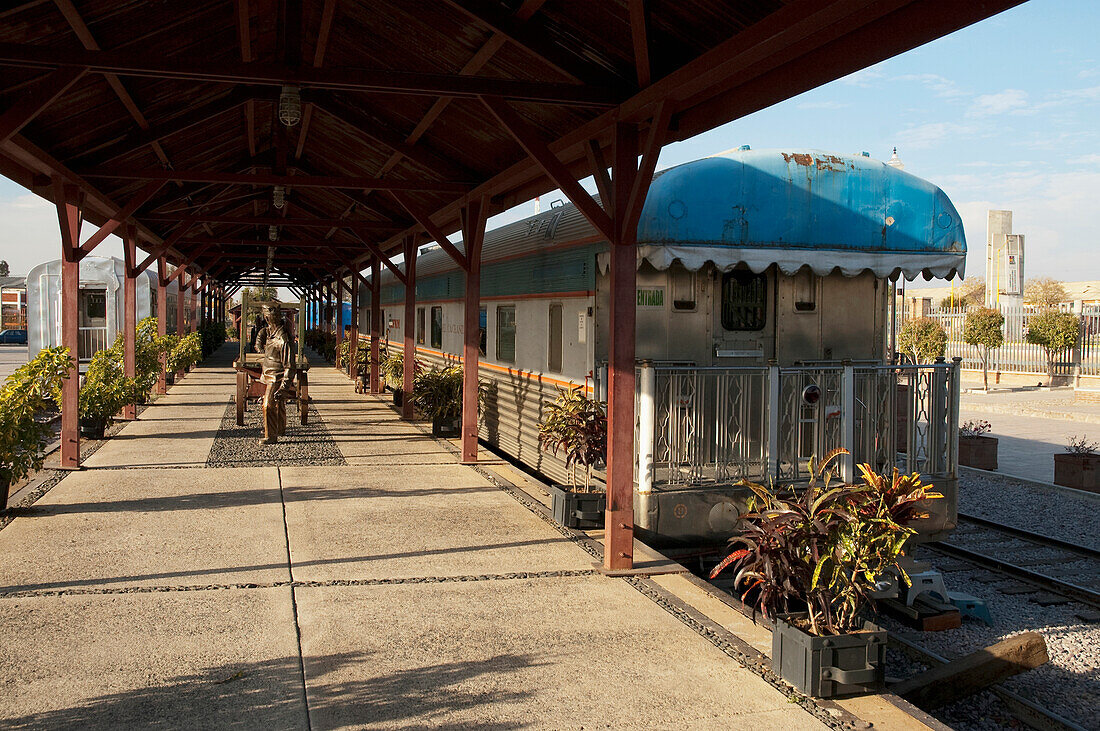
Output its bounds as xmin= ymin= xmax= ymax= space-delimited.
xmin=2 ymin=0 xmax=1098 ymax=291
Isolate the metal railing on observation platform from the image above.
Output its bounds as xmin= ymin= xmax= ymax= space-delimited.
xmin=630 ymin=359 xmax=961 ymax=491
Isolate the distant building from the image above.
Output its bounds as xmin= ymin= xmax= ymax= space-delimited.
xmin=985 ymin=210 xmax=1024 ymax=308
xmin=0 ymin=276 xmax=26 ymax=330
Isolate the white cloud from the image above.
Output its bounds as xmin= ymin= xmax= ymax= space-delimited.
xmin=1078 ymin=68 xmax=1100 ymax=80
xmin=968 ymin=89 xmax=1030 ymax=117
xmin=840 ymin=67 xmax=886 ymax=88
xmin=895 ymin=122 xmax=980 ymax=150
xmin=0 ymin=193 xmax=124 ymax=277
xmin=795 ymin=100 xmax=848 ymax=110
xmin=894 ymin=73 xmax=968 ymax=99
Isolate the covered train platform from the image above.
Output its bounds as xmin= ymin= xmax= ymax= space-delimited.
xmin=0 ymin=0 xmax=1024 ymax=726
xmin=0 ymin=349 xmax=943 ymax=729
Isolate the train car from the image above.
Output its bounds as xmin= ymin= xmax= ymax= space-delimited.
xmin=26 ymin=256 xmax=181 ymax=363
xmin=365 ymin=149 xmax=967 ymax=546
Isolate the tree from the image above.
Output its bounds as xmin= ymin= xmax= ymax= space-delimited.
xmin=0 ymin=260 xmax=8 ymax=276
xmin=1024 ymin=277 xmax=1068 ymax=307
xmin=1025 ymin=311 xmax=1080 ymax=383
xmin=962 ymin=307 xmax=1004 ymax=390
xmin=898 ymin=317 xmax=947 ymax=364
xmin=958 ymin=277 xmax=986 ymax=305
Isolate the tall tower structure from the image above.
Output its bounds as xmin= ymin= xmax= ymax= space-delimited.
xmin=985 ymin=210 xmax=1024 ymax=308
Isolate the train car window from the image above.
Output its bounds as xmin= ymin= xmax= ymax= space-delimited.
xmin=721 ymin=271 xmax=767 ymax=331
xmin=496 ymin=305 xmax=516 ymax=363
xmin=416 ymin=307 xmax=425 ymax=345
xmin=547 ymin=304 xmax=563 ymax=373
xmin=793 ymin=269 xmax=817 ymax=312
xmin=479 ymin=307 xmax=487 ymax=357
xmin=671 ymin=269 xmax=696 ymax=311
xmin=430 ymin=306 xmax=443 ymax=349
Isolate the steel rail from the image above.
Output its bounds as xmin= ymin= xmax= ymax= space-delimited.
xmin=956 ymin=512 xmax=1100 ymax=560
xmin=888 ymin=633 xmax=1086 ymax=731
xmin=924 ymin=541 xmax=1100 ymax=610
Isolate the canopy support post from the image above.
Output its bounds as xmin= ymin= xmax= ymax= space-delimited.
xmin=401 ymin=236 xmax=417 ymax=420
xmin=370 ymin=259 xmax=382 ymax=394
xmin=156 ymin=257 xmax=168 ymax=394
xmin=122 ymin=226 xmax=138 ymax=420
xmin=54 ymin=178 xmax=82 ymax=470
xmin=461 ymin=197 xmax=487 ymax=463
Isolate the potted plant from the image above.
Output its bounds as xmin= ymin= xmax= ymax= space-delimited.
xmin=166 ymin=332 xmax=202 ymax=379
xmin=380 ymin=349 xmax=409 ymax=405
xmin=160 ymin=335 xmax=180 ymax=385
xmin=0 ymin=347 xmax=72 ymax=509
xmin=958 ymin=419 xmax=997 ymax=470
xmin=537 ymin=384 xmax=607 ymax=529
xmin=1054 ymin=435 xmax=1099 ymax=492
xmin=710 ymin=452 xmax=943 ymax=698
xmin=412 ymin=366 xmax=464 ymax=437
xmin=78 ymin=347 xmax=141 ymax=439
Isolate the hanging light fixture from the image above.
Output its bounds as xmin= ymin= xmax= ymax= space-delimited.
xmin=278 ymin=85 xmax=302 ymax=127
xmin=273 ymin=185 xmax=286 ymax=209
xmin=268 ymin=225 xmax=279 ymax=242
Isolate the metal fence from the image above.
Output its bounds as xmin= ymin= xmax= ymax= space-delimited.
xmin=78 ymin=326 xmax=109 ymax=360
xmin=900 ymin=305 xmax=1100 ymax=377
xmin=635 ymin=360 xmax=959 ymax=490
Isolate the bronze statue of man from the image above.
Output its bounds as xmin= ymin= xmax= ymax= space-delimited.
xmin=256 ymin=304 xmax=297 ymax=444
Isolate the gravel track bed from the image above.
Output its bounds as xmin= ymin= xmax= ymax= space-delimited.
xmin=958 ymin=471 xmax=1099 ymax=550
xmin=886 ymin=546 xmax=1100 ymax=730
xmin=206 ymin=399 xmax=346 ymax=467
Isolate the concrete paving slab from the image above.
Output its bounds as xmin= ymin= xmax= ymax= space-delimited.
xmin=280 ymin=465 xmax=595 ymax=581
xmin=0 ymin=588 xmax=307 ymax=729
xmin=0 ymin=467 xmax=289 ymax=593
xmin=295 ymin=578 xmax=826 ymax=730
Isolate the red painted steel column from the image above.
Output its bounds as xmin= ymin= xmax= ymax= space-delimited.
xmin=348 ymin=275 xmax=359 ymax=378
xmin=335 ymin=277 xmax=345 ymax=369
xmin=122 ymin=229 xmax=137 ymax=420
xmin=402 ymin=237 xmax=417 ymax=419
xmin=190 ymin=282 xmax=198 ymax=333
xmin=461 ymin=199 xmax=487 ymax=463
xmin=605 ymin=122 xmax=639 ymax=571
xmin=370 ymin=259 xmax=382 ymax=394
xmin=156 ymin=259 xmax=167 ymax=394
xmin=55 ymin=182 xmax=81 ymax=469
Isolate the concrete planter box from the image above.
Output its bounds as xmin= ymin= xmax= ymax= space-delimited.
xmin=547 ymin=484 xmax=605 ymax=529
xmin=959 ymin=435 xmax=998 ymax=470
xmin=1054 ymin=453 xmax=1099 ymax=492
xmin=772 ymin=614 xmax=886 ymax=698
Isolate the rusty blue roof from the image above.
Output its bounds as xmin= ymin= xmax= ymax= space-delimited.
xmin=633 ymin=149 xmax=966 ymax=279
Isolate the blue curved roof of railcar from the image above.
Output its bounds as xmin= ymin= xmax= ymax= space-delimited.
xmin=633 ymin=149 xmax=966 ymax=280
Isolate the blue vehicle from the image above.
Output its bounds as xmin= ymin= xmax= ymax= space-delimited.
xmin=0 ymin=329 xmax=27 ymax=344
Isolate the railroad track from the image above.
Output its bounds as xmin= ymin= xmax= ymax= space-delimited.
xmin=926 ymin=512 xmax=1100 ymax=610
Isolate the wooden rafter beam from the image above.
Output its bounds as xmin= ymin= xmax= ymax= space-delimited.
xmin=176 ymin=237 xmax=367 ymax=250
xmin=439 ymin=0 xmax=617 ymax=85
xmin=0 ymin=42 xmax=619 ymax=106
xmin=141 ymin=213 xmax=402 ymax=231
xmin=390 ymin=192 xmax=467 ymax=271
xmin=0 ymin=66 xmax=87 ymax=145
xmin=70 ymin=90 xmax=254 ymax=169
xmin=480 ymin=94 xmax=612 ymax=240
xmin=77 ymin=178 xmax=166 ymax=257
xmin=628 ymin=0 xmax=651 ymax=88
xmin=83 ymin=168 xmax=473 ymax=192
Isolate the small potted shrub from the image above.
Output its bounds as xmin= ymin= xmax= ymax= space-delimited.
xmin=710 ymin=452 xmax=943 ymax=698
xmin=160 ymin=335 xmax=180 ymax=385
xmin=412 ymin=366 xmax=464 ymax=437
xmin=166 ymin=333 xmax=202 ymax=379
xmin=537 ymin=384 xmax=607 ymax=529
xmin=79 ymin=348 xmax=141 ymax=439
xmin=0 ymin=347 xmax=72 ymax=508
xmin=380 ymin=350 xmax=413 ymax=406
xmin=958 ymin=419 xmax=997 ymax=470
xmin=1054 ymin=435 xmax=1099 ymax=492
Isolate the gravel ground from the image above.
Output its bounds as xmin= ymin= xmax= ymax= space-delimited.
xmin=958 ymin=470 xmax=1099 ymax=550
xmin=206 ymin=399 xmax=346 ymax=467
xmin=885 ymin=545 xmax=1100 ymax=730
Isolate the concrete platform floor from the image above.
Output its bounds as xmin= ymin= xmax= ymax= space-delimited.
xmin=0 ymin=344 xmax=930 ymax=730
